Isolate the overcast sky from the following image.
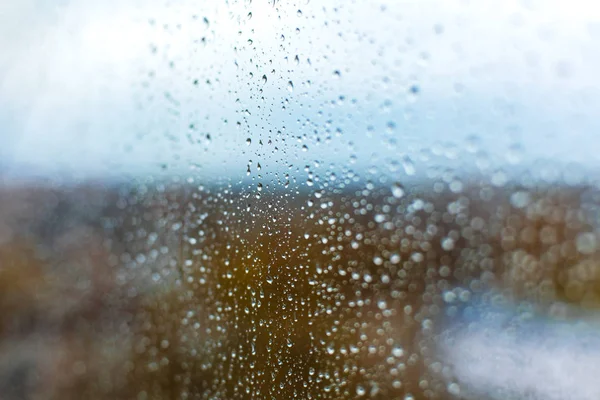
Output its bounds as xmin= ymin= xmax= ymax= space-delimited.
xmin=1 ymin=0 xmax=600 ymax=183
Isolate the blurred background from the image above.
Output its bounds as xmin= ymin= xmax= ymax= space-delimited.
xmin=1 ymin=0 xmax=600 ymax=399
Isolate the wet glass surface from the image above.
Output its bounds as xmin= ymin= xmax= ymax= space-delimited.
xmin=1 ymin=1 xmax=600 ymax=399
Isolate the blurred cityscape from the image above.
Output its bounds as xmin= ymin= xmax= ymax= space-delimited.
xmin=1 ymin=178 xmax=599 ymax=399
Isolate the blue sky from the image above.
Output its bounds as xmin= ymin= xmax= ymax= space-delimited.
xmin=1 ymin=0 xmax=600 ymax=184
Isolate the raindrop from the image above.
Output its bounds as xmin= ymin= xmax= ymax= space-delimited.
xmin=402 ymin=156 xmax=416 ymax=176
xmin=576 ymin=232 xmax=597 ymax=255
xmin=441 ymin=237 xmax=455 ymax=251
xmin=510 ymin=191 xmax=531 ymax=208
xmin=391 ymin=182 xmax=405 ymax=198
xmin=356 ymin=385 xmax=366 ymax=396
xmin=448 ymin=383 xmax=461 ymax=396
xmin=392 ymin=347 xmax=404 ymax=358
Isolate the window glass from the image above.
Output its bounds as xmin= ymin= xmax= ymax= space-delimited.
xmin=1 ymin=1 xmax=600 ymax=399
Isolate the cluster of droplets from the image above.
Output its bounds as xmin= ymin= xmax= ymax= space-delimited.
xmin=116 ymin=1 xmax=600 ymax=399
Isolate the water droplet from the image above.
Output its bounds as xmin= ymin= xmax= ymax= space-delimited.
xmin=510 ymin=191 xmax=531 ymax=208
xmin=443 ymin=291 xmax=457 ymax=303
xmin=356 ymin=386 xmax=366 ymax=396
xmin=441 ymin=237 xmax=455 ymax=251
xmin=392 ymin=346 xmax=404 ymax=358
xmin=391 ymin=183 xmax=405 ymax=198
xmin=448 ymin=383 xmax=461 ymax=396
xmin=576 ymin=232 xmax=597 ymax=255
xmin=402 ymin=156 xmax=415 ymax=176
